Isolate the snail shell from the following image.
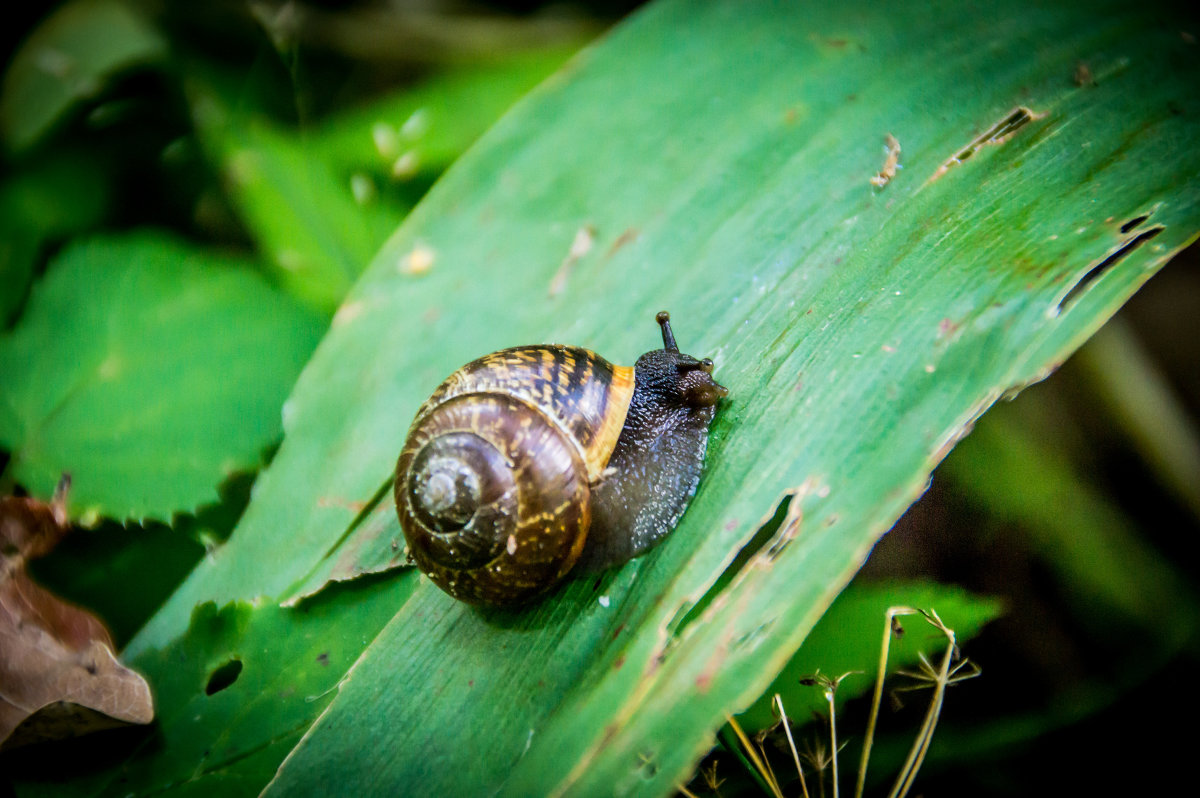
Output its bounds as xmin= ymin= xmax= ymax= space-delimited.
xmin=394 ymin=312 xmax=725 ymax=606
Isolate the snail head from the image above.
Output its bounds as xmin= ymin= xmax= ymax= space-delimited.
xmin=639 ymin=311 xmax=728 ymax=409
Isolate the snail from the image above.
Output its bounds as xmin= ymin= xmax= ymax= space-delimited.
xmin=393 ymin=311 xmax=727 ymax=606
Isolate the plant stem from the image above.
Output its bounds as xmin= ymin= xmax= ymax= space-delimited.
xmin=724 ymin=713 xmax=783 ymax=798
xmin=855 ymin=606 xmax=917 ymax=798
xmin=775 ymin=693 xmax=810 ymax=798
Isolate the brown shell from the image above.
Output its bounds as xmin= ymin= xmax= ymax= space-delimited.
xmin=414 ymin=346 xmax=634 ymax=482
xmin=395 ymin=345 xmax=635 ymax=605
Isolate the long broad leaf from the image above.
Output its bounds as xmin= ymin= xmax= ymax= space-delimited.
xmin=93 ymin=0 xmax=1200 ymax=795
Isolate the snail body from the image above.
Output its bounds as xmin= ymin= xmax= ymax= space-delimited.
xmin=394 ymin=312 xmax=726 ymax=606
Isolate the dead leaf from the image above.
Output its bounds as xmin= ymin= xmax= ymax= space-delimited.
xmin=0 ymin=476 xmax=154 ymax=749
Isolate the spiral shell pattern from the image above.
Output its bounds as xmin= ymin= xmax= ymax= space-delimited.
xmin=395 ymin=345 xmax=634 ymax=605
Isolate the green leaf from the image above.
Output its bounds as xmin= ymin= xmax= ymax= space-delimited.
xmin=188 ymin=49 xmax=573 ymax=314
xmin=941 ymin=386 xmax=1200 ymax=643
xmin=862 ymin=370 xmax=1200 ymax=774
xmin=278 ymin=482 xmax=411 ymax=606
xmin=28 ymin=473 xmax=254 ymax=648
xmin=27 ymin=519 xmax=204 ymax=648
xmin=735 ymin=581 xmax=1002 ymax=734
xmin=29 ymin=0 xmax=1199 ymax=794
xmin=1071 ymin=318 xmax=1200 ymax=522
xmin=0 ymin=0 xmax=166 ymax=153
xmin=0 ymin=231 xmax=325 ymax=522
xmin=0 ymin=148 xmax=111 ymax=323
xmin=193 ymin=106 xmax=392 ymax=313
xmin=5 ymin=580 xmax=403 ymax=797
xmin=308 ymin=48 xmax=577 ymax=181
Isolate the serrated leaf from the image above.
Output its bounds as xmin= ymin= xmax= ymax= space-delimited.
xmin=29 ymin=0 xmax=1200 ymax=795
xmin=26 ymin=473 xmax=251 ymax=648
xmin=0 ymin=0 xmax=166 ymax=153
xmin=0 ymin=232 xmax=325 ymax=522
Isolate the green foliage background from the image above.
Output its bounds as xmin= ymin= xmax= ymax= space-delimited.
xmin=2 ymin=0 xmax=1198 ymax=795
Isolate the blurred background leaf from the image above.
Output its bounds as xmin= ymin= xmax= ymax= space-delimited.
xmin=182 ymin=47 xmax=573 ymax=312
xmin=188 ymin=92 xmax=393 ymax=312
xmin=0 ymin=0 xmax=166 ymax=154
xmin=0 ymin=148 xmax=110 ymax=324
xmin=735 ymin=581 xmax=1002 ymax=734
xmin=0 ymin=232 xmax=325 ymax=522
xmin=0 ymin=0 xmax=1197 ymax=796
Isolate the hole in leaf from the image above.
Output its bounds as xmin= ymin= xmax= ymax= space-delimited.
xmin=929 ymin=106 xmax=1043 ymax=181
xmin=670 ymin=495 xmax=795 ymax=637
xmin=637 ymin=751 xmax=659 ymax=779
xmin=1120 ymin=214 xmax=1150 ymax=234
xmin=1058 ymin=226 xmax=1165 ymax=311
xmin=205 ymin=658 xmax=243 ymax=695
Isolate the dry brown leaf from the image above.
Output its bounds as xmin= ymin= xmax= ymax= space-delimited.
xmin=0 ymin=477 xmax=154 ymax=749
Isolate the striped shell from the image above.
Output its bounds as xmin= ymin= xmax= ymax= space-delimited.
xmin=394 ymin=346 xmax=635 ymax=606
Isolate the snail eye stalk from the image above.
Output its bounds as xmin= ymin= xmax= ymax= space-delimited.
xmin=656 ymin=310 xmax=678 ymax=352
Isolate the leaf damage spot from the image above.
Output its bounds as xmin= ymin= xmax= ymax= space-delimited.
xmin=204 ymin=658 xmax=243 ymax=695
xmin=1055 ymin=225 xmax=1165 ymax=313
xmin=869 ymin=133 xmax=901 ymax=188
xmin=606 ymin=227 xmax=640 ymax=258
xmin=315 ymin=495 xmax=368 ymax=514
xmin=636 ymin=750 xmax=658 ymax=778
xmin=1073 ymin=61 xmax=1095 ymax=88
xmin=937 ymin=317 xmax=961 ymax=338
xmin=1119 ymin=214 xmax=1150 ymax=235
xmin=371 ymin=121 xmax=400 ymax=160
xmin=808 ymin=32 xmax=865 ymax=54
xmin=331 ymin=300 xmax=365 ymax=329
xmin=548 ymin=225 xmax=596 ymax=297
xmin=399 ymin=243 xmax=435 ymax=276
xmin=391 ymin=150 xmax=420 ymax=180
xmin=667 ymin=484 xmax=817 ymax=639
xmin=928 ymin=106 xmax=1045 ymax=182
